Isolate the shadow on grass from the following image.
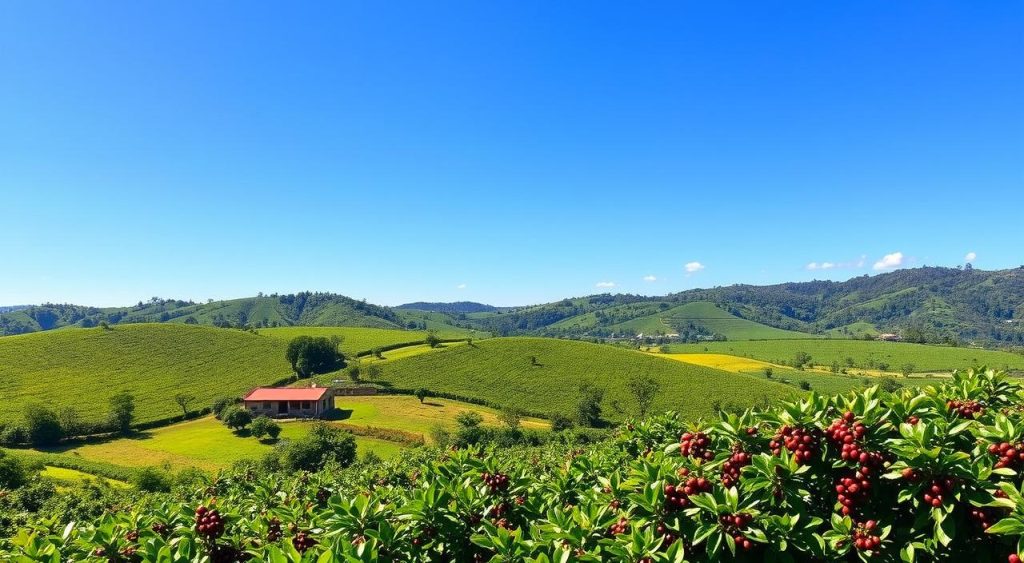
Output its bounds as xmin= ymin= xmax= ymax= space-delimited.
xmin=321 ymin=408 xmax=353 ymax=421
xmin=421 ymin=401 xmax=443 ymax=408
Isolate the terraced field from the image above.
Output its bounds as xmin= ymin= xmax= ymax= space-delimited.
xmin=0 ymin=324 xmax=289 ymax=425
xmin=372 ymin=338 xmax=798 ymax=421
xmin=668 ymin=339 xmax=1024 ymax=373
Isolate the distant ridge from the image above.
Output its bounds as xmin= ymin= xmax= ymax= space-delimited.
xmin=3 ymin=267 xmax=1022 ymax=345
xmin=395 ymin=301 xmax=501 ymax=314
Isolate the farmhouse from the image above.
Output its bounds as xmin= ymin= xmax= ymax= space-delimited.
xmin=243 ymin=385 xmax=335 ymax=418
xmin=878 ymin=333 xmax=902 ymax=342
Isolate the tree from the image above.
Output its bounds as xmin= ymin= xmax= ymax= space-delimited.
xmin=24 ymin=404 xmax=62 ymax=446
xmin=901 ymin=363 xmax=915 ymax=377
xmin=793 ymin=351 xmax=812 ymax=369
xmin=498 ymin=407 xmax=523 ymax=430
xmin=365 ymin=363 xmax=382 ymax=380
xmin=455 ymin=411 xmax=483 ymax=428
xmin=222 ymin=406 xmax=252 ymax=431
xmin=415 ymin=388 xmax=429 ymax=403
xmin=763 ymin=367 xmax=773 ymax=378
xmin=626 ymin=374 xmax=660 ymax=418
xmin=174 ymin=393 xmax=196 ymax=417
xmin=108 ymin=392 xmax=135 ymax=434
xmin=286 ymin=336 xmax=345 ymax=377
xmin=0 ymin=450 xmax=27 ymax=489
xmin=576 ymin=382 xmax=605 ymax=427
xmin=212 ymin=397 xmax=236 ymax=419
xmin=346 ymin=364 xmax=361 ymax=382
xmin=425 ymin=331 xmax=442 ymax=348
xmin=250 ymin=416 xmax=280 ymax=441
xmin=550 ymin=414 xmax=575 ymax=432
xmin=280 ymin=422 xmax=357 ymax=472
xmin=799 ymin=380 xmax=811 ymax=391
xmin=57 ymin=406 xmax=82 ymax=438
xmin=133 ymin=467 xmax=172 ymax=493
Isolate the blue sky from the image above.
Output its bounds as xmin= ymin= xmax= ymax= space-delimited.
xmin=1 ymin=1 xmax=1021 ymax=307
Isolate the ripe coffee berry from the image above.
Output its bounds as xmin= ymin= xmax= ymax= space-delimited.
xmin=852 ymin=520 xmax=881 ymax=552
xmin=125 ymin=529 xmax=139 ymax=542
xmin=922 ymin=477 xmax=955 ymax=507
xmin=770 ymin=426 xmax=819 ymax=464
xmin=1009 ymin=554 xmax=1021 ymax=563
xmin=609 ymin=517 xmax=630 ymax=535
xmin=316 ymin=487 xmax=330 ymax=504
xmin=195 ymin=505 xmax=225 ymax=539
xmin=947 ymin=399 xmax=984 ymax=418
xmin=663 ymin=475 xmax=712 ymax=510
xmin=292 ymin=531 xmax=318 ymax=553
xmin=679 ymin=431 xmax=714 ymax=461
xmin=988 ymin=441 xmax=1024 ymax=470
xmin=718 ymin=513 xmax=754 ymax=551
xmin=968 ymin=506 xmax=1001 ymax=530
xmin=721 ymin=446 xmax=751 ymax=488
xmin=267 ymin=517 xmax=282 ymax=542
xmin=482 ymin=472 xmax=510 ymax=494
xmin=151 ymin=522 xmax=169 ymax=536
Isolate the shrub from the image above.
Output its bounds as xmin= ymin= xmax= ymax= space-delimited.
xmin=576 ymin=382 xmax=604 ymax=427
xmin=0 ymin=450 xmax=27 ymax=489
xmin=549 ymin=413 xmax=575 ymax=432
xmin=280 ymin=423 xmax=357 ymax=472
xmin=132 ymin=467 xmax=172 ymax=493
xmin=498 ymin=407 xmax=523 ymax=430
xmin=211 ymin=397 xmax=237 ymax=419
xmin=221 ymin=406 xmax=252 ymax=431
xmin=107 ymin=392 xmax=135 ymax=434
xmin=250 ymin=416 xmax=280 ymax=441
xmin=24 ymin=404 xmax=63 ymax=446
xmin=425 ymin=331 xmax=442 ymax=348
xmin=415 ymin=388 xmax=429 ymax=404
xmin=0 ymin=425 xmax=28 ymax=446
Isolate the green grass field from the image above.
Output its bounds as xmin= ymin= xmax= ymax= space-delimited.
xmin=332 ymin=395 xmax=548 ymax=439
xmin=39 ymin=466 xmax=129 ymax=488
xmin=0 ymin=324 xmax=291 ymax=426
xmin=259 ymin=326 xmax=474 ymax=355
xmin=369 ymin=337 xmax=798 ymax=421
xmin=32 ymin=416 xmax=404 ymax=472
xmin=667 ymin=339 xmax=1024 ymax=373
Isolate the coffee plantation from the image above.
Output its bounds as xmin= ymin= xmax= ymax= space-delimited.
xmin=3 ymin=368 xmax=1023 ymax=561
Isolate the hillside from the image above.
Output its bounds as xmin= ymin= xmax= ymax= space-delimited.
xmin=259 ymin=326 xmax=473 ymax=355
xmin=396 ymin=301 xmax=500 ymax=314
xmin=368 ymin=337 xmax=798 ymax=421
xmin=669 ymin=339 xmax=1024 ymax=373
xmin=0 ymin=324 xmax=290 ymax=426
xmin=0 ymin=292 xmax=404 ymax=335
xmin=430 ymin=267 xmax=1024 ymax=344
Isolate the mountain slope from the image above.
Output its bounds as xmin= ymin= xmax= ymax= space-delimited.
xmin=375 ymin=337 xmax=798 ymax=421
xmin=0 ymin=324 xmax=289 ymax=425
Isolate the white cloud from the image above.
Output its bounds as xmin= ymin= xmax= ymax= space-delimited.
xmin=873 ymin=252 xmax=904 ymax=271
xmin=807 ymin=255 xmax=867 ymax=271
xmin=965 ymin=251 xmax=976 ymax=262
xmin=456 ymin=283 xmax=467 ymax=290
xmin=595 ymin=281 xmax=616 ymax=288
xmin=684 ymin=261 xmax=705 ymax=274
xmin=643 ymin=275 xmax=657 ymax=282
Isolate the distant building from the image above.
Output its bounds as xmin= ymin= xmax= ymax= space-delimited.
xmin=878 ymin=333 xmax=902 ymax=342
xmin=243 ymin=385 xmax=335 ymax=418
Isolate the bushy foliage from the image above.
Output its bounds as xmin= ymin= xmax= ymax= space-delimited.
xmin=221 ymin=405 xmax=252 ymax=431
xmin=276 ymin=422 xmax=357 ymax=472
xmin=250 ymin=415 xmax=281 ymax=441
xmin=0 ymin=450 xmax=26 ymax=489
xmin=23 ymin=404 xmax=63 ymax=446
xmin=4 ymin=368 xmax=1024 ymax=562
xmin=286 ymin=335 xmax=345 ymax=377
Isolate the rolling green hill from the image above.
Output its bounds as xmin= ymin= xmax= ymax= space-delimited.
xmin=0 ymin=324 xmax=290 ymax=426
xmin=668 ymin=339 xmax=1024 ymax=373
xmin=0 ymin=292 xmax=404 ymax=335
xmin=260 ymin=326 xmax=473 ymax=356
xmin=368 ymin=337 xmax=798 ymax=421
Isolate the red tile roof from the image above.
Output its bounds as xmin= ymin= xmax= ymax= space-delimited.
xmin=243 ymin=387 xmax=330 ymax=402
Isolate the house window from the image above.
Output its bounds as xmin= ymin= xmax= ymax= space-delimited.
xmin=263 ymin=401 xmax=271 ymax=409
xmin=301 ymin=401 xmax=310 ymax=409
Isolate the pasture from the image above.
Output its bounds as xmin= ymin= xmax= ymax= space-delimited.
xmin=332 ymin=395 xmax=548 ymax=438
xmin=372 ymin=337 xmax=798 ymax=421
xmin=0 ymin=324 xmax=289 ymax=426
xmin=33 ymin=416 xmax=404 ymax=472
xmin=667 ymin=339 xmax=1024 ymax=373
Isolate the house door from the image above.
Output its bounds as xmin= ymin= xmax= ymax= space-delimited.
xmin=278 ymin=401 xmax=288 ymax=414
